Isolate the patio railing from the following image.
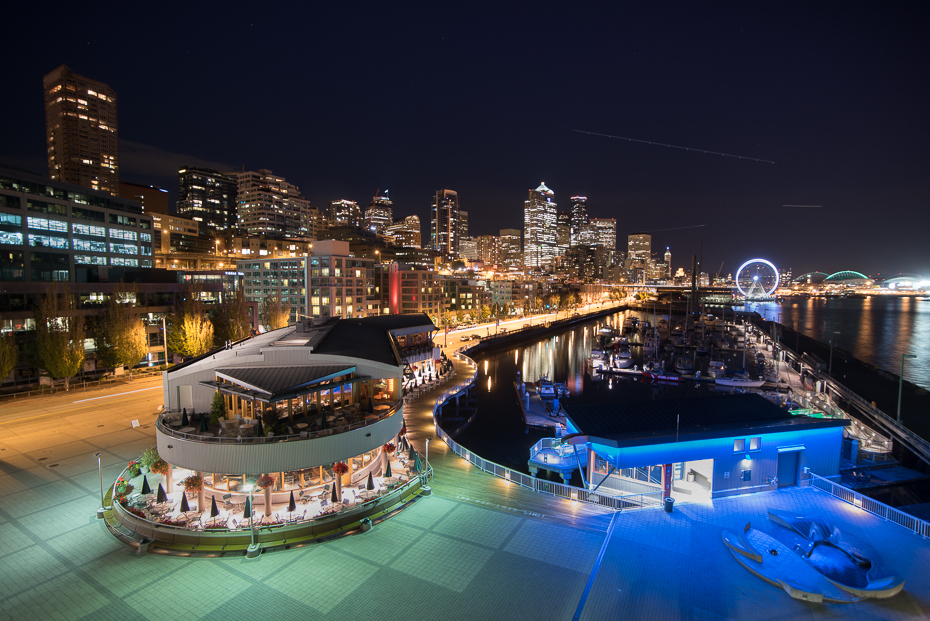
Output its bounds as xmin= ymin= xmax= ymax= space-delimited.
xmin=808 ymin=472 xmax=930 ymax=538
xmin=428 ymin=350 xmax=665 ymax=512
xmin=156 ymin=402 xmax=401 ymax=444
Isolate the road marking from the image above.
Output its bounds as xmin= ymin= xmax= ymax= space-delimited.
xmin=73 ymin=386 xmax=160 ymax=403
xmin=573 ymin=511 xmax=619 ymax=621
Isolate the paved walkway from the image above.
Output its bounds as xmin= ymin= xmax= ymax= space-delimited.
xmin=1 ymin=353 xmax=929 ymax=619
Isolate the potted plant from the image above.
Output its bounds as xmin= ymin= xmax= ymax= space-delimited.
xmin=115 ymin=477 xmax=134 ymax=496
xmin=139 ymin=447 xmax=160 ymax=471
xmin=126 ymin=460 xmax=141 ymax=478
xmin=332 ymin=462 xmax=349 ymax=502
xmin=256 ymin=474 xmax=275 ymax=515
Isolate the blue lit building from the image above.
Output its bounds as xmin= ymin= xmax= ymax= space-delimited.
xmin=565 ymin=394 xmax=848 ymax=500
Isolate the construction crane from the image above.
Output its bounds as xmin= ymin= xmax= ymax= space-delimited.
xmin=715 ymin=262 xmax=725 ymax=281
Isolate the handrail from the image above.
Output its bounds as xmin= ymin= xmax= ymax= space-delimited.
xmin=808 ymin=472 xmax=930 ymax=539
xmin=156 ymin=402 xmax=401 ymax=444
xmin=428 ymin=350 xmax=662 ymax=512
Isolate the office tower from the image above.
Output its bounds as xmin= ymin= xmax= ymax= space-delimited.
xmin=458 ymin=210 xmax=469 ymax=241
xmin=459 ymin=237 xmax=478 ymax=262
xmin=591 ymin=218 xmax=617 ymax=250
xmin=328 ymin=199 xmax=362 ymax=228
xmin=523 ymin=182 xmax=557 ymax=270
xmin=44 ymin=65 xmax=119 ymax=195
xmin=386 ymin=215 xmax=421 ymax=248
xmin=430 ymin=189 xmax=460 ymax=260
xmin=627 ymin=233 xmax=651 ymax=283
xmin=476 ymin=234 xmax=501 ymax=267
xmin=365 ymin=192 xmax=393 ymax=234
xmin=176 ymin=167 xmax=238 ymax=235
xmin=665 ymin=247 xmax=672 ymax=279
xmin=556 ymin=211 xmax=571 ymax=259
xmin=119 ymin=182 xmax=170 ymax=216
xmin=570 ymin=196 xmax=588 ymax=247
xmin=230 ymin=169 xmax=314 ymax=237
xmin=499 ymin=228 xmax=522 ymax=270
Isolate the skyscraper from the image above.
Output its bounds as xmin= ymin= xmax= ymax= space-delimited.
xmin=430 ymin=189 xmax=460 ymax=260
xmin=523 ymin=182 xmax=557 ymax=270
xmin=591 ymin=218 xmax=617 ymax=251
xmin=477 ymin=234 xmax=501 ymax=267
xmin=627 ymin=233 xmax=651 ymax=283
xmin=665 ymin=247 xmax=672 ymax=279
xmin=365 ymin=192 xmax=393 ymax=234
xmin=328 ymin=199 xmax=362 ymax=228
xmin=458 ymin=210 xmax=469 ymax=241
xmin=499 ymin=229 xmax=522 ymax=270
xmin=570 ymin=196 xmax=588 ymax=247
xmin=43 ymin=65 xmax=119 ymax=195
xmin=230 ymin=169 xmax=316 ymax=238
xmin=177 ymin=167 xmax=238 ymax=235
xmin=386 ymin=215 xmax=421 ymax=248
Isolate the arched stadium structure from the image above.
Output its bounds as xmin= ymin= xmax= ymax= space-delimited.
xmin=823 ymin=270 xmax=871 ymax=286
xmin=793 ymin=271 xmax=828 ymax=285
xmin=875 ymin=274 xmax=930 ymax=290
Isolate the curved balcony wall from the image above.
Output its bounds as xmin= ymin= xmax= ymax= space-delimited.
xmin=157 ymin=408 xmax=403 ymax=474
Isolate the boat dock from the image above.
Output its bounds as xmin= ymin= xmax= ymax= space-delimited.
xmin=514 ymin=379 xmax=564 ymax=431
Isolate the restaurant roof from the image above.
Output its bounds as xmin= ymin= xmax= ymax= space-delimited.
xmin=213 ymin=365 xmax=355 ymax=400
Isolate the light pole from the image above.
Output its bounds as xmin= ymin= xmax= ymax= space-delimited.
xmin=897 ymin=354 xmax=917 ymax=423
xmin=422 ymin=438 xmax=432 ymax=495
xmin=829 ymin=331 xmax=841 ymax=375
xmin=243 ymin=484 xmax=260 ymax=558
xmin=95 ymin=452 xmax=107 ymax=519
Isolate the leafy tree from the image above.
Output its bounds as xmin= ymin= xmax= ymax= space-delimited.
xmin=167 ymin=286 xmax=214 ymax=358
xmin=480 ymin=305 xmax=492 ymax=321
xmin=212 ymin=283 xmax=251 ymax=345
xmin=95 ymin=284 xmax=149 ymax=378
xmin=260 ymin=291 xmax=291 ymax=331
xmin=34 ymin=283 xmax=85 ymax=391
xmin=563 ymin=292 xmax=577 ymax=309
xmin=455 ymin=309 xmax=466 ymax=324
xmin=0 ymin=332 xmax=17 ymax=383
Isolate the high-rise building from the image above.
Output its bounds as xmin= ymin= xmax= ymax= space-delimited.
xmin=499 ymin=228 xmax=522 ymax=270
xmin=459 ymin=237 xmax=478 ymax=262
xmin=626 ymin=233 xmax=651 ymax=283
xmin=328 ymin=199 xmax=362 ymax=228
xmin=430 ymin=189 xmax=460 ymax=260
xmin=365 ymin=192 xmax=393 ymax=234
xmin=119 ymin=182 xmax=170 ymax=216
xmin=385 ymin=215 xmax=421 ymax=248
xmin=230 ymin=169 xmax=316 ymax=238
xmin=570 ymin=196 xmax=588 ymax=247
xmin=523 ymin=182 xmax=557 ymax=270
xmin=476 ymin=234 xmax=501 ymax=267
xmin=458 ymin=210 xmax=468 ymax=241
xmin=307 ymin=240 xmax=378 ymax=319
xmin=665 ymin=247 xmax=672 ymax=279
xmin=591 ymin=218 xmax=617 ymax=250
xmin=556 ymin=211 xmax=572 ymax=259
xmin=43 ymin=65 xmax=119 ymax=195
xmin=177 ymin=167 xmax=238 ymax=235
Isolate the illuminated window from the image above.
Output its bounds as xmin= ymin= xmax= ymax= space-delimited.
xmin=733 ymin=439 xmax=745 ymax=453
xmin=749 ymin=437 xmax=761 ymax=452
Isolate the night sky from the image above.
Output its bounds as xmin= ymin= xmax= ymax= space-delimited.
xmin=3 ymin=3 xmax=928 ymax=278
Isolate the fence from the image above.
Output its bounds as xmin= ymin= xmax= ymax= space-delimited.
xmin=0 ymin=367 xmax=166 ymax=403
xmin=808 ymin=472 xmax=930 ymax=538
xmin=429 ymin=350 xmax=665 ymax=512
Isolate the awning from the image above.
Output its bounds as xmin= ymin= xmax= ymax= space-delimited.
xmin=777 ymin=445 xmax=806 ymax=453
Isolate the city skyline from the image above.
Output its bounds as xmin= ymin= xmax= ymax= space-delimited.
xmin=1 ymin=4 xmax=928 ymax=276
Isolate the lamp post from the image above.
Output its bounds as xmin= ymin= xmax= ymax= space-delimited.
xmin=95 ymin=452 xmax=107 ymax=519
xmin=422 ymin=438 xmax=432 ymax=495
xmin=829 ymin=331 xmax=841 ymax=375
xmin=897 ymin=354 xmax=917 ymax=423
xmin=243 ymin=483 xmax=260 ymax=558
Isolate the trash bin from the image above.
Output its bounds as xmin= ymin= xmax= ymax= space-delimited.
xmin=664 ymin=497 xmax=674 ymax=513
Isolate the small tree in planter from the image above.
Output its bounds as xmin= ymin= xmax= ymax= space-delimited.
xmin=139 ymin=447 xmax=160 ymax=470
xmin=256 ymin=474 xmax=275 ymax=516
xmin=210 ymin=392 xmax=226 ymax=425
xmin=331 ymin=462 xmax=349 ymax=502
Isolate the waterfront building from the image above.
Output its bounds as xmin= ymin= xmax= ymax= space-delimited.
xmin=230 ymin=169 xmax=317 ymax=238
xmin=476 ymin=234 xmax=501 ymax=268
xmin=499 ymin=229 xmax=522 ymax=271
xmin=430 ymin=189 xmax=460 ymax=260
xmin=43 ymin=65 xmax=120 ymax=195
xmin=177 ymin=167 xmax=238 ymax=235
xmin=570 ymin=196 xmax=588 ymax=247
xmin=523 ymin=183 xmax=557 ymax=270
xmin=376 ymin=263 xmax=448 ymax=316
xmin=364 ymin=192 xmax=393 ymax=235
xmin=565 ymin=394 xmax=847 ymax=501
xmin=441 ymin=277 xmax=489 ymax=317
xmin=385 ymin=215 xmax=421 ymax=248
xmin=328 ymin=199 xmax=362 ymax=229
xmin=239 ymin=255 xmax=309 ymax=323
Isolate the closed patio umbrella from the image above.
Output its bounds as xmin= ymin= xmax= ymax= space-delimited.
xmin=156 ymin=483 xmax=167 ymax=504
xmin=366 ymin=471 xmax=374 ymax=492
xmin=288 ymin=490 xmax=296 ymax=519
xmin=255 ymin=416 xmax=265 ymax=437
xmin=414 ymin=453 xmax=423 ymax=473
xmin=408 ymin=445 xmax=416 ymax=462
xmin=243 ymin=495 xmax=252 ymax=522
xmin=330 ymin=483 xmax=338 ymax=504
xmin=209 ymin=495 xmax=220 ymax=526
xmin=384 ymin=460 xmax=392 ymax=479
xmin=367 ymin=397 xmax=374 ymax=413
xmin=181 ymin=409 xmax=189 ymax=426
xmin=140 ymin=476 xmax=152 ymax=495
xmin=180 ymin=492 xmax=190 ymax=513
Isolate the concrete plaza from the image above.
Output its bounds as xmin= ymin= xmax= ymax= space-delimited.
xmin=1 ymin=372 xmax=929 ymax=620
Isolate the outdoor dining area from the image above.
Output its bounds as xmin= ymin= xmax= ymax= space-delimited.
xmin=114 ymin=436 xmax=423 ymax=532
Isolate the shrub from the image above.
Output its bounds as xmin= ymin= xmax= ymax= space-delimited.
xmin=139 ymin=447 xmax=160 ymax=468
xmin=210 ymin=392 xmax=226 ymax=424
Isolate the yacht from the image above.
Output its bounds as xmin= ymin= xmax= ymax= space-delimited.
xmin=674 ymin=356 xmax=694 ymax=374
xmin=715 ymin=376 xmax=766 ymax=388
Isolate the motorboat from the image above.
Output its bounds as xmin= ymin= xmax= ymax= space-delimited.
xmin=708 ymin=360 xmax=727 ymax=379
xmin=674 ymin=356 xmax=694 ymax=373
xmin=642 ymin=371 xmax=682 ymax=383
xmin=612 ymin=355 xmax=635 ymax=369
xmin=555 ymin=383 xmax=570 ymax=398
xmin=536 ymin=375 xmax=557 ymax=400
xmin=696 ymin=344 xmax=709 ymax=356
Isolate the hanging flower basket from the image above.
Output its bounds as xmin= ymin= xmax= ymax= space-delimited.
xmin=256 ymin=474 xmax=276 ymax=489
xmin=115 ymin=477 xmax=134 ymax=495
xmin=182 ymin=475 xmax=203 ymax=492
xmin=383 ymin=442 xmax=396 ymax=453
xmin=332 ymin=462 xmax=349 ymax=475
xmin=150 ymin=459 xmax=170 ymax=476
xmin=126 ymin=461 xmax=141 ymax=478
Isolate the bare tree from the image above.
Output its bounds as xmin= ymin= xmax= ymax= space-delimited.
xmin=35 ymin=283 xmax=85 ymax=391
xmin=260 ymin=291 xmax=291 ymax=331
xmin=95 ymin=284 xmax=149 ymax=378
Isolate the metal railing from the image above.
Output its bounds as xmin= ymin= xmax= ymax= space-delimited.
xmin=428 ymin=350 xmax=664 ymax=512
xmin=0 ymin=367 xmax=166 ymax=403
xmin=808 ymin=472 xmax=930 ymax=539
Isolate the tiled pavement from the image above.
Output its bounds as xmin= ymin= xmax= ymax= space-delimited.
xmin=2 ymin=374 xmax=930 ymax=619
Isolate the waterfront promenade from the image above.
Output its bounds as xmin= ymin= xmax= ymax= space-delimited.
xmin=0 ymin=333 xmax=929 ymax=618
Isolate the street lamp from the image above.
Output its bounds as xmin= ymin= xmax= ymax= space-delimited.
xmin=828 ymin=331 xmax=841 ymax=375
xmin=243 ymin=483 xmax=260 ymax=558
xmin=95 ymin=452 xmax=107 ymax=519
xmin=897 ymin=354 xmax=917 ymax=423
xmin=422 ymin=438 xmax=432 ymax=495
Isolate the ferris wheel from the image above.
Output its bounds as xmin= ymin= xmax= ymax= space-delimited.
xmin=735 ymin=258 xmax=779 ymax=298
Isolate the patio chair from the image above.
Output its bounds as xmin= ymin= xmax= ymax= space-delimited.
xmin=300 ymin=431 xmax=309 ymax=438
xmin=287 ymin=426 xmax=295 ymax=435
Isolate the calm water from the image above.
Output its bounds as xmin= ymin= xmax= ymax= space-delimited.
xmin=744 ymin=297 xmax=930 ymax=390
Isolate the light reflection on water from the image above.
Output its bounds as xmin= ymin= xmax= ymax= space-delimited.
xmin=745 ymin=297 xmax=929 ymax=389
